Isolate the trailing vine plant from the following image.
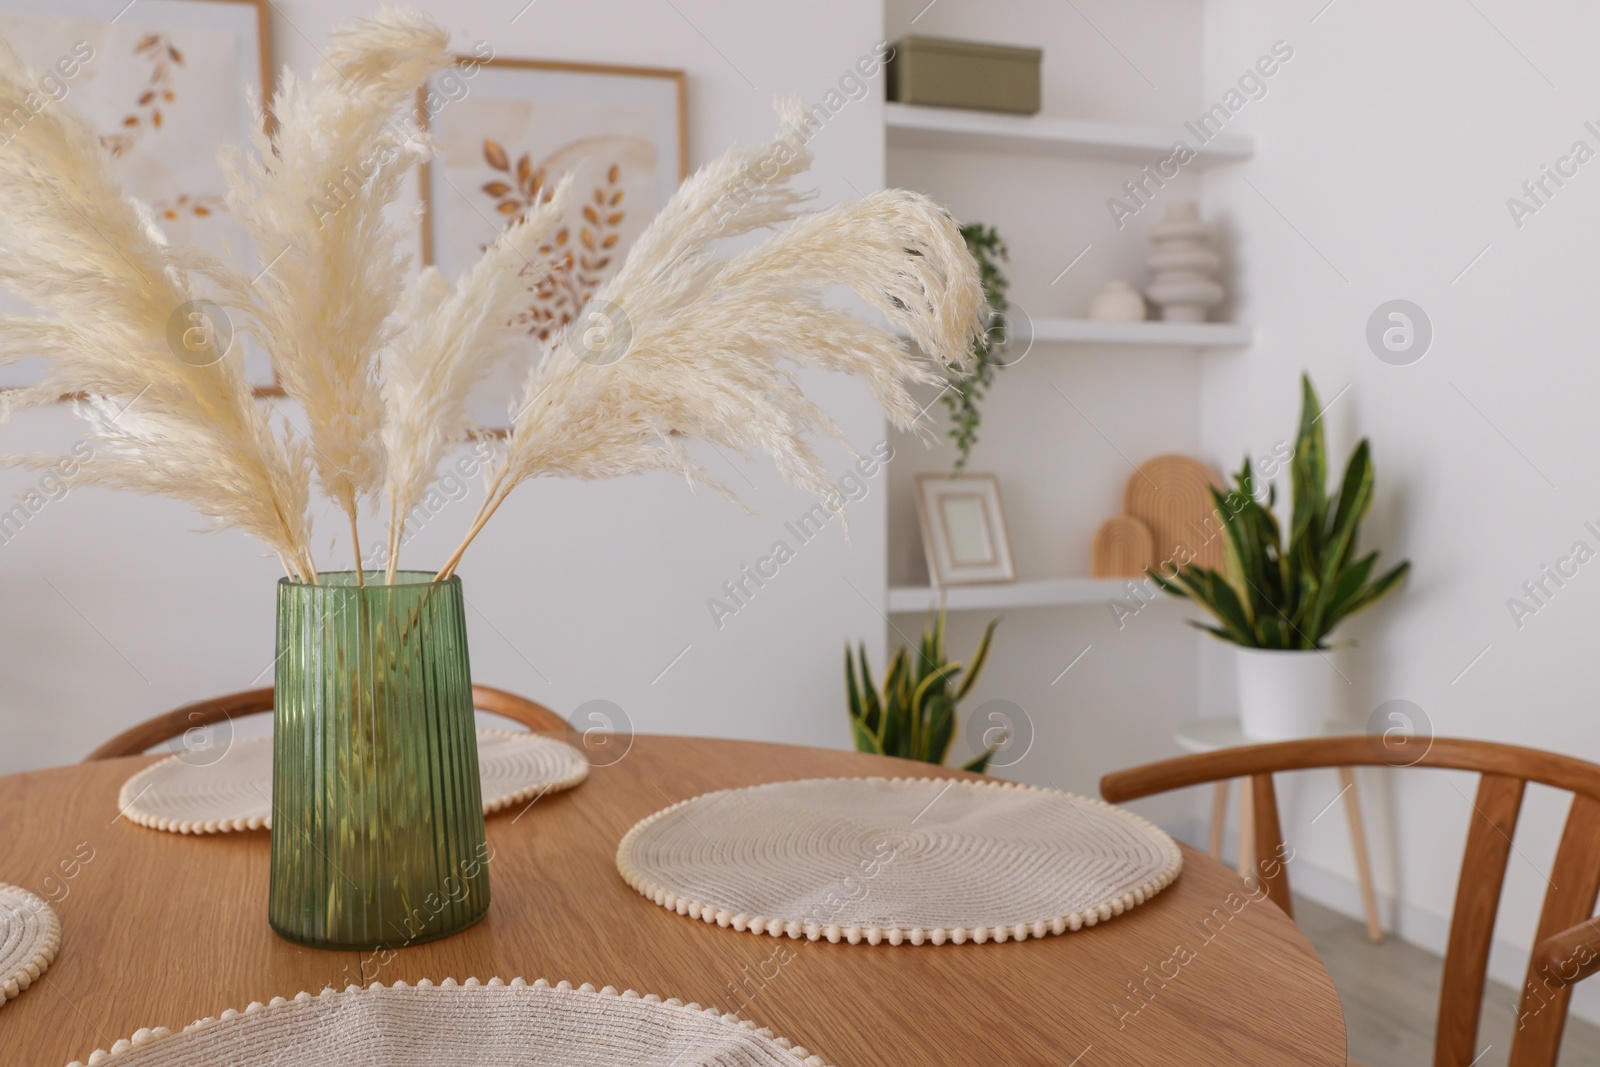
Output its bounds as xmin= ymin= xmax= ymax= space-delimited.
xmin=942 ymin=222 xmax=1010 ymax=469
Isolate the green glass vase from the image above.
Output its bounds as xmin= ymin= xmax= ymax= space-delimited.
xmin=268 ymin=570 xmax=490 ymax=949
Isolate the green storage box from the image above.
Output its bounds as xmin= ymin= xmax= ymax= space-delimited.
xmin=886 ymin=35 xmax=1042 ymax=115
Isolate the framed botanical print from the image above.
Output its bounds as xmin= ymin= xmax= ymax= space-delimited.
xmin=915 ymin=472 xmax=1016 ymax=586
xmin=0 ymin=0 xmax=274 ymax=389
xmin=420 ymin=57 xmax=687 ymax=425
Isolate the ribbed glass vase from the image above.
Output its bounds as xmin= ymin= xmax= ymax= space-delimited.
xmin=268 ymin=570 xmax=489 ymax=949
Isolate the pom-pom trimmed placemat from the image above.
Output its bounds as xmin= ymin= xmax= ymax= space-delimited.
xmin=118 ymin=730 xmax=588 ymax=834
xmin=618 ymin=776 xmax=1182 ymax=945
xmin=63 ymin=978 xmax=836 ymax=1067
xmin=1 ymin=883 xmax=60 ymax=1005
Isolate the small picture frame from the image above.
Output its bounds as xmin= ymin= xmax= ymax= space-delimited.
xmin=914 ymin=472 xmax=1016 ymax=586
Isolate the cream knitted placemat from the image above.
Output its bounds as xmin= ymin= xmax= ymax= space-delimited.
xmin=618 ymin=776 xmax=1183 ymax=945
xmin=63 ymin=978 xmax=836 ymax=1067
xmin=1 ymin=883 xmax=60 ymax=1006
xmin=118 ymin=730 xmax=589 ymax=834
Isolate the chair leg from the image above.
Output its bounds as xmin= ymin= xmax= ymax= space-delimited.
xmin=1339 ymin=767 xmax=1383 ymax=944
xmin=1238 ymin=783 xmax=1255 ymax=884
xmin=1208 ymin=780 xmax=1229 ymax=859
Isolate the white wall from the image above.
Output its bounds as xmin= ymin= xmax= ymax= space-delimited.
xmin=1200 ymin=0 xmax=1600 ymax=1022
xmin=0 ymin=0 xmax=893 ymax=772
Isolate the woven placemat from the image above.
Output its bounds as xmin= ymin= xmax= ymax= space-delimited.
xmin=118 ymin=730 xmax=589 ymax=834
xmin=618 ymin=776 xmax=1183 ymax=945
xmin=64 ymin=978 xmax=835 ymax=1067
xmin=1 ymin=883 xmax=60 ymax=1005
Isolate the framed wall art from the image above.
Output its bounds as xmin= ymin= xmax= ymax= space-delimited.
xmin=419 ymin=57 xmax=687 ymax=426
xmin=915 ymin=472 xmax=1016 ymax=586
xmin=0 ymin=0 xmax=275 ymax=390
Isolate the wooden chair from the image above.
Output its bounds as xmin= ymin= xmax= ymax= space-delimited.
xmin=1101 ymin=736 xmax=1600 ymax=1067
xmin=85 ymin=685 xmax=567 ymax=761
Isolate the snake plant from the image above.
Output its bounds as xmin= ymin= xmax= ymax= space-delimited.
xmin=1151 ymin=375 xmax=1409 ymax=649
xmin=845 ymin=611 xmax=1000 ymax=772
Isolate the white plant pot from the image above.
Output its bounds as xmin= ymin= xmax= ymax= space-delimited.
xmin=1235 ymin=647 xmax=1334 ymax=741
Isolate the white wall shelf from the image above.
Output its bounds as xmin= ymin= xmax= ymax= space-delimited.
xmin=885 ymin=103 xmax=1254 ymax=165
xmin=888 ymin=577 xmax=1146 ymax=614
xmin=1027 ymin=317 xmax=1253 ymax=348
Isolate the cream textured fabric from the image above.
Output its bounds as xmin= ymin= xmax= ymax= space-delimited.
xmin=618 ymin=776 xmax=1182 ymax=945
xmin=118 ymin=730 xmax=588 ymax=834
xmin=63 ymin=978 xmax=836 ymax=1067
xmin=0 ymin=883 xmax=59 ymax=1005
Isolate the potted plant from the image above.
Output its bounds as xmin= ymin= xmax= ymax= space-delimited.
xmin=845 ymin=610 xmax=1000 ymax=771
xmin=0 ymin=12 xmax=984 ymax=947
xmin=1151 ymin=376 xmax=1409 ymax=739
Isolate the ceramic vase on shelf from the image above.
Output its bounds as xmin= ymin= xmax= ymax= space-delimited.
xmin=269 ymin=570 xmax=489 ymax=950
xmin=1234 ymin=647 xmax=1333 ymax=741
xmin=1144 ymin=201 xmax=1224 ymax=322
xmin=1088 ymin=279 xmax=1147 ymax=322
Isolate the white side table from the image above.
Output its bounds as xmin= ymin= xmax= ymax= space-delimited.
xmin=1175 ymin=717 xmax=1383 ymax=944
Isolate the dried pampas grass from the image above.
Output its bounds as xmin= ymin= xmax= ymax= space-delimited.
xmin=380 ymin=177 xmax=572 ymax=581
xmin=433 ymin=104 xmax=985 ymax=578
xmin=0 ymin=38 xmax=316 ymax=580
xmin=218 ymin=9 xmax=451 ymax=577
xmin=0 ymin=11 xmax=986 ymax=586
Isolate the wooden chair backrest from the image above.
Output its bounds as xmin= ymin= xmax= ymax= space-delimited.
xmin=1101 ymin=735 xmax=1600 ymax=1067
xmin=85 ymin=685 xmax=567 ymax=762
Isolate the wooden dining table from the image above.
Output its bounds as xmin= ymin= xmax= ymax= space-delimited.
xmin=0 ymin=735 xmax=1346 ymax=1065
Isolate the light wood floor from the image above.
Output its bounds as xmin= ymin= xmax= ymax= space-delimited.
xmin=1296 ymin=896 xmax=1600 ymax=1066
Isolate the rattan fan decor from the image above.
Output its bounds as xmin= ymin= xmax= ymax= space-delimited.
xmin=0 ymin=883 xmax=59 ymax=1005
xmin=63 ymin=979 xmax=837 ymax=1067
xmin=1091 ymin=515 xmax=1155 ymax=578
xmin=1123 ymin=454 xmax=1226 ymax=571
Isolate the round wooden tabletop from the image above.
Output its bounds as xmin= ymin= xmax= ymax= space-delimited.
xmin=0 ymin=736 xmax=1345 ymax=1065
